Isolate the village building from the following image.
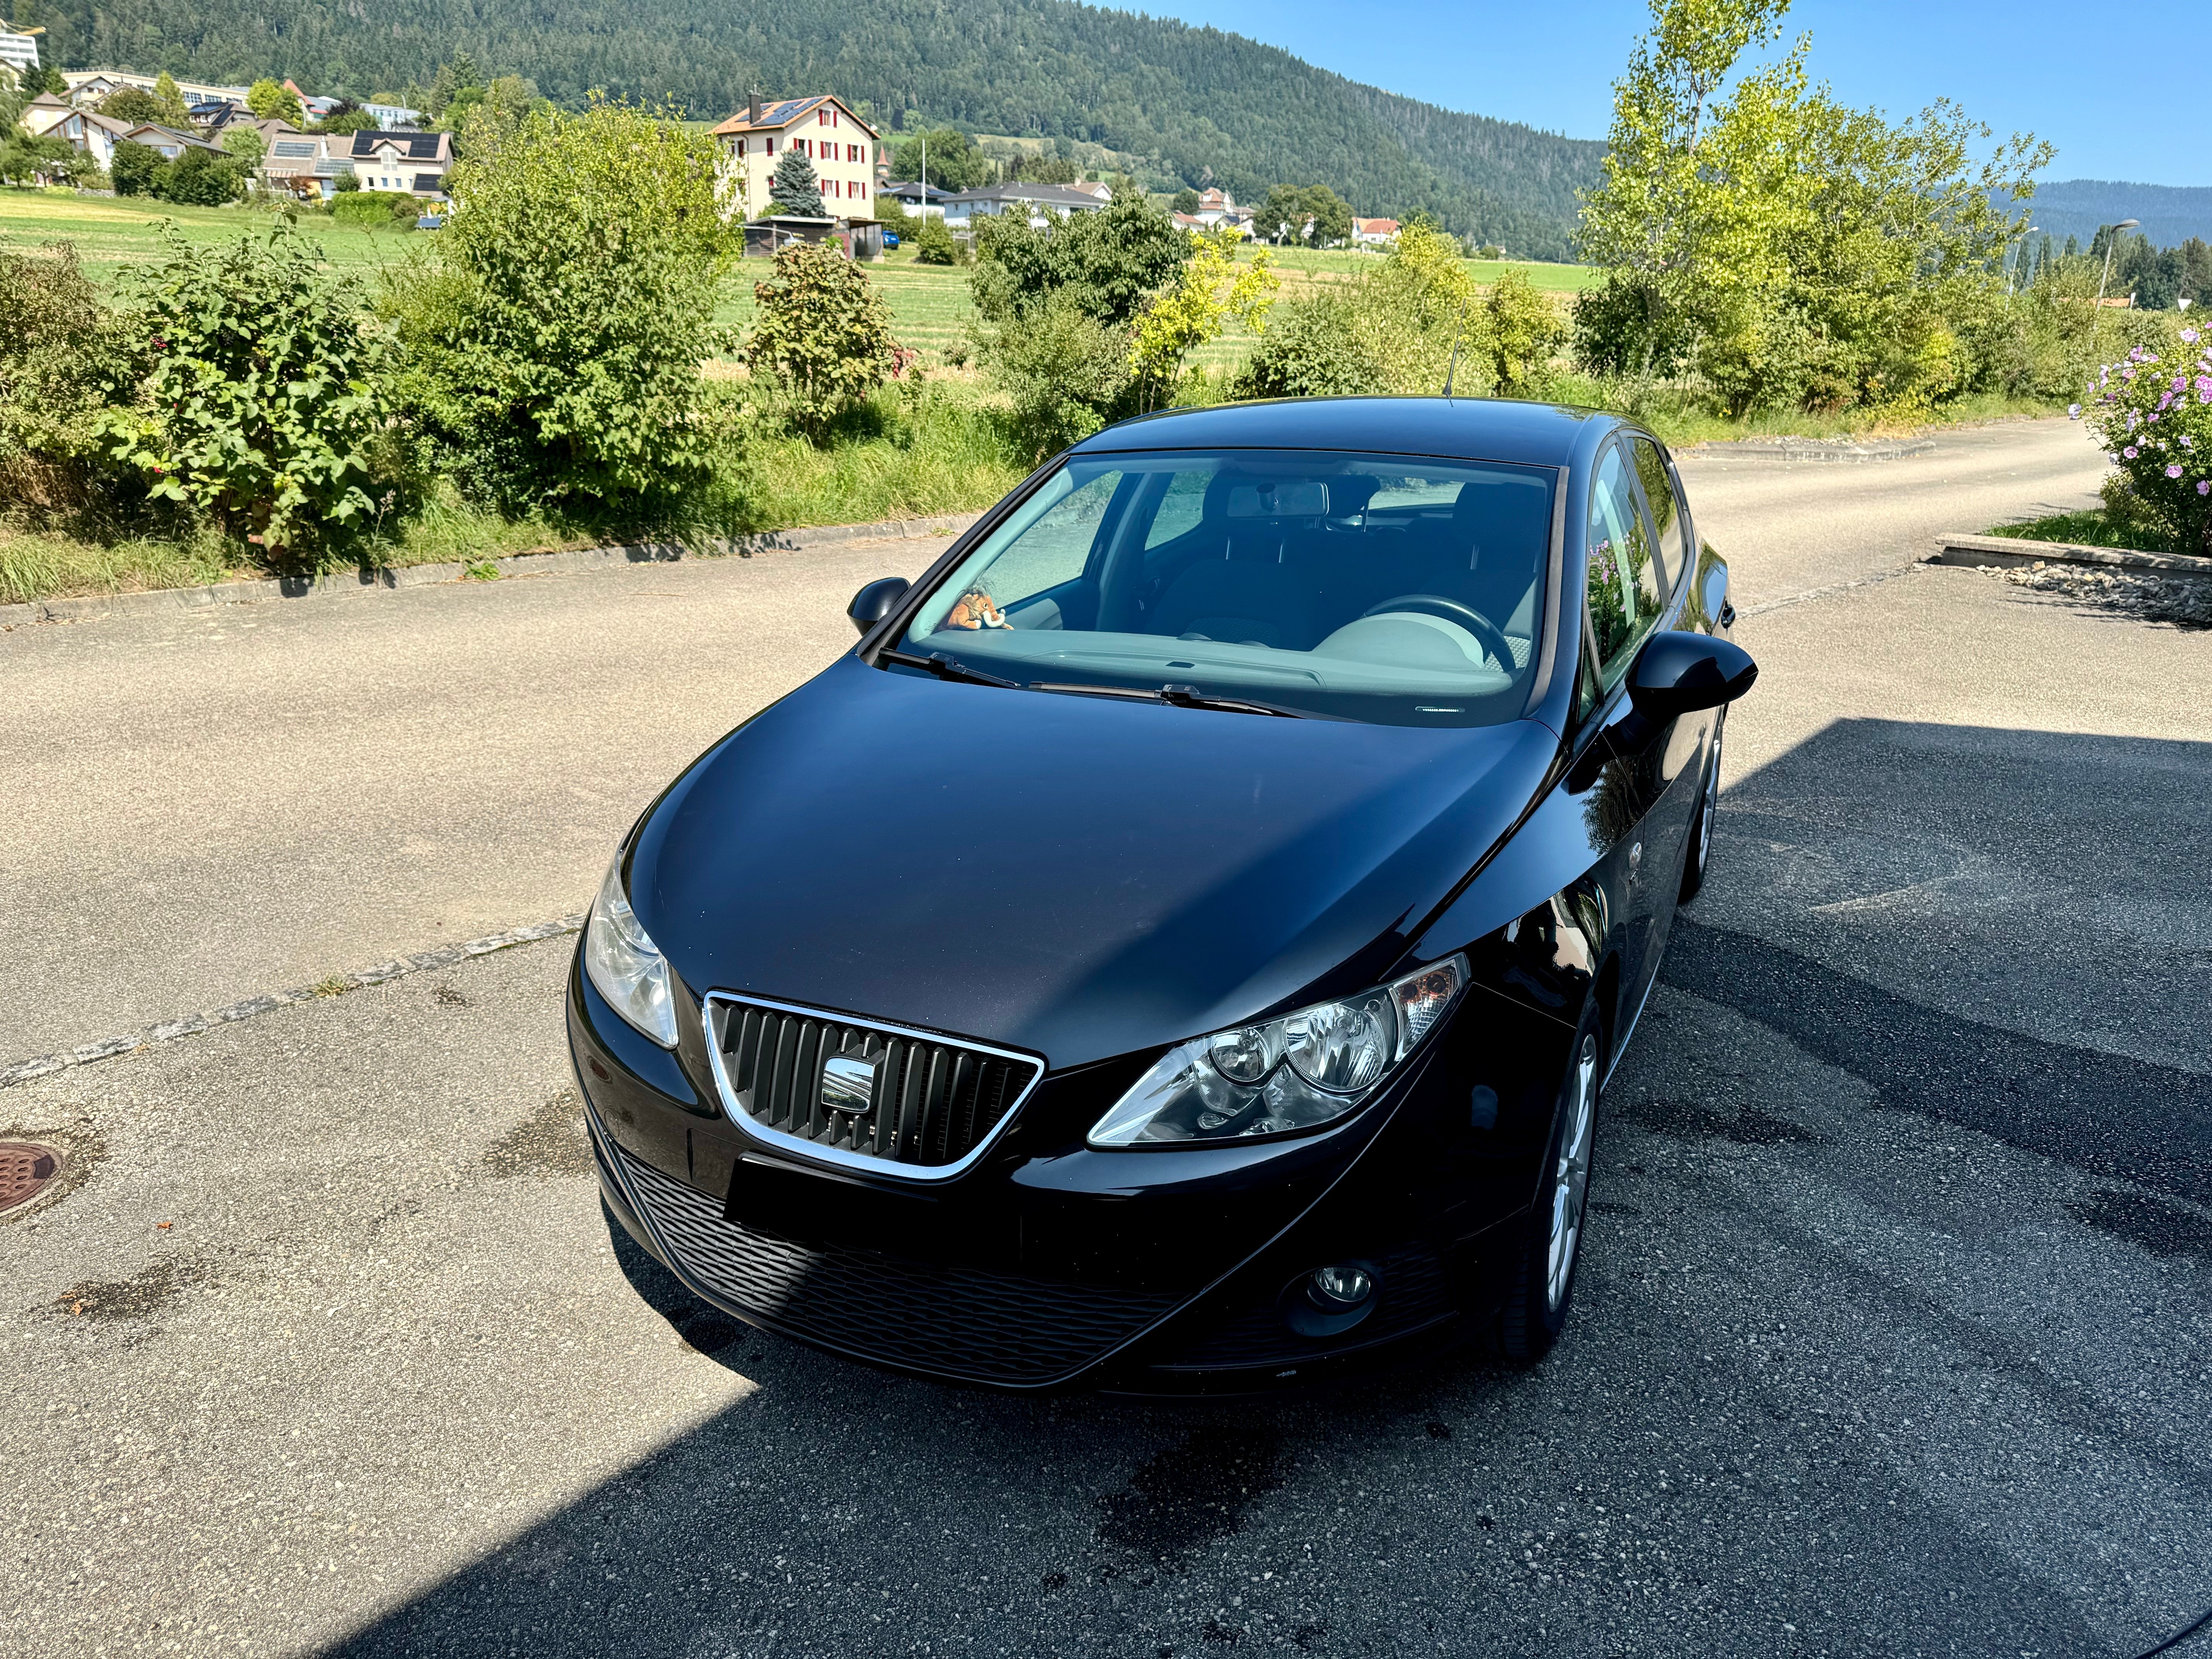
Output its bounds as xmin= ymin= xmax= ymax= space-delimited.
xmin=712 ymin=94 xmax=881 ymax=220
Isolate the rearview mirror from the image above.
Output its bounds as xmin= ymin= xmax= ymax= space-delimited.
xmin=847 ymin=577 xmax=911 ymax=636
xmin=1627 ymin=630 xmax=1758 ymax=720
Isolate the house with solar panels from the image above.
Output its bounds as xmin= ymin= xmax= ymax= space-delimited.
xmin=349 ymin=128 xmax=452 ymax=199
xmin=711 ymin=93 xmax=887 ymax=256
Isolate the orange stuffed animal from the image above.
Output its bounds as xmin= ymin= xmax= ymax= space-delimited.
xmin=943 ymin=589 xmax=1011 ymax=630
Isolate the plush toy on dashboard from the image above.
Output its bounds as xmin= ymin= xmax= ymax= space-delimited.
xmin=943 ymin=589 xmax=1012 ymax=630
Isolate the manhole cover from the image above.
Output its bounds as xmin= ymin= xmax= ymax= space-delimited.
xmin=0 ymin=1142 xmax=62 ymax=1212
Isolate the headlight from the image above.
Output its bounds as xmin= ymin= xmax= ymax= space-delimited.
xmin=1087 ymin=955 xmax=1468 ymax=1147
xmin=583 ymin=854 xmax=678 ymax=1048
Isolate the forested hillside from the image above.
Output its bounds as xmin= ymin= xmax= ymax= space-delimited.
xmin=6 ymin=0 xmax=1604 ymax=256
xmin=2005 ymin=180 xmax=2212 ymax=256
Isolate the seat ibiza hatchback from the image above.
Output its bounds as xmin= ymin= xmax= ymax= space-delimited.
xmin=570 ymin=395 xmax=1755 ymax=1393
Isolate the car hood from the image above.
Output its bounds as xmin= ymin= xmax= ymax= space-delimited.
xmin=633 ymin=656 xmax=1559 ymax=1070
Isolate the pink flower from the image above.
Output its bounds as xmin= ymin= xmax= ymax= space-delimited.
xmin=2185 ymin=328 xmax=2202 ymax=343
xmin=2123 ymin=445 xmax=2139 ymax=458
xmin=2197 ymin=376 xmax=2212 ymax=393
xmin=2200 ymin=480 xmax=2211 ymax=496
xmin=2068 ymin=404 xmax=2082 ymax=418
xmin=2167 ymin=464 xmax=2185 ymax=478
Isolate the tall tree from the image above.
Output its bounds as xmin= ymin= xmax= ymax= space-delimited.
xmin=769 ymin=146 xmax=824 ymax=216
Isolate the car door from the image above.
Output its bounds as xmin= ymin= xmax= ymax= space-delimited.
xmin=1562 ymin=437 xmax=1680 ymax=1031
xmin=1621 ymin=434 xmax=1708 ymax=962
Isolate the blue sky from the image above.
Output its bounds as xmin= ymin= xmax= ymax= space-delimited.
xmin=1148 ymin=0 xmax=2200 ymax=189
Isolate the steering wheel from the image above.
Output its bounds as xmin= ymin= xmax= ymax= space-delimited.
xmin=1359 ymin=594 xmax=1516 ymax=673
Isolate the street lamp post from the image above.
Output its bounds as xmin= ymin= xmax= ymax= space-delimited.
xmin=2093 ymin=218 xmax=2139 ymax=348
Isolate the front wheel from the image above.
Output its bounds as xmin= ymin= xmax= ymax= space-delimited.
xmin=1494 ymin=1008 xmax=1602 ymax=1362
xmin=1679 ymin=713 xmax=1725 ymax=903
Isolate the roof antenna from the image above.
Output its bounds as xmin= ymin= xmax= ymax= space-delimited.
xmin=1441 ymin=294 xmax=1469 ymax=398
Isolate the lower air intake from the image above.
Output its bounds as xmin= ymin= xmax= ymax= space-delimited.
xmin=617 ymin=1147 xmax=1177 ymax=1386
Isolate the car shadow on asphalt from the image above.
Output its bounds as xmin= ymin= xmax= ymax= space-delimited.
xmin=322 ymin=717 xmax=2211 ymax=1659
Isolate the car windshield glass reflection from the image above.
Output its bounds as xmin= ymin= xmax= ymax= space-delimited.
xmin=891 ymin=450 xmax=1556 ymax=727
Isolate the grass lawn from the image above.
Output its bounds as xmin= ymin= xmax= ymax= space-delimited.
xmin=0 ymin=187 xmax=424 ymax=286
xmin=1984 ymin=508 xmax=2192 ymax=558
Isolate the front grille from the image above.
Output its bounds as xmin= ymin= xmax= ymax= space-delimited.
xmin=1150 ymin=1245 xmax=1456 ymax=1372
xmin=709 ymin=995 xmax=1040 ymax=1175
xmin=616 ymin=1146 xmax=1177 ymax=1385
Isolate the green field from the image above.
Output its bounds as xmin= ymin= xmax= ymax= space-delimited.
xmin=0 ymin=188 xmax=425 ymax=285
xmin=5 ymin=189 xmax=1591 ymax=376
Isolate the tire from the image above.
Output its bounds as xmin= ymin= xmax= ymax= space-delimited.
xmin=1494 ymin=1005 xmax=1603 ymax=1363
xmin=1678 ymin=712 xmax=1725 ymax=903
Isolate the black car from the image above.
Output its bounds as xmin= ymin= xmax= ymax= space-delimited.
xmin=570 ymin=396 xmax=1755 ymax=1393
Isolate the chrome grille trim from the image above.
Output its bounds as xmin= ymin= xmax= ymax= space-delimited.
xmin=703 ymin=991 xmax=1044 ymax=1183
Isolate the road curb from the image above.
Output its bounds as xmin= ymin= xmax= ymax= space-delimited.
xmin=0 ymin=512 xmax=984 ymax=630
xmin=0 ymin=915 xmax=584 ymax=1094
xmin=1925 ymin=532 xmax=2212 ymax=579
xmin=1686 ymin=437 xmax=1937 ymax=464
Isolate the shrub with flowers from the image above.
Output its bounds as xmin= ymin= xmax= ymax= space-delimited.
xmin=2077 ymin=326 xmax=2212 ymax=556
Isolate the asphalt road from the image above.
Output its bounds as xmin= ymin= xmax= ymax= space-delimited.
xmin=7 ymin=415 xmax=2209 ymax=1659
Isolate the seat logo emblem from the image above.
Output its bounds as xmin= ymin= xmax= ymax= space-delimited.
xmin=821 ymin=1054 xmax=876 ymax=1115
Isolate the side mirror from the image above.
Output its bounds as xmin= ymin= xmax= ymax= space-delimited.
xmin=1626 ymin=630 xmax=1758 ymax=720
xmin=847 ymin=576 xmax=911 ymax=636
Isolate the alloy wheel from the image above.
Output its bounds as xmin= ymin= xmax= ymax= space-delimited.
xmin=1697 ymin=726 xmax=1723 ymax=874
xmin=1546 ymin=1032 xmax=1599 ymax=1310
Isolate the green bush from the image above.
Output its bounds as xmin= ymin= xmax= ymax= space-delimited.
xmin=333 ymin=191 xmax=419 ymax=227
xmin=95 ymin=223 xmax=397 ymax=558
xmin=912 ymin=216 xmax=960 ymax=266
xmin=970 ymin=194 xmax=1185 ymax=326
xmin=383 ymin=99 xmax=743 ymax=521
xmin=982 ymin=287 xmax=1133 ymax=459
xmin=108 ymin=140 xmax=163 ymax=198
xmin=1230 ymin=296 xmax=1384 ymax=400
xmin=158 ymin=148 xmax=248 ymax=207
xmin=746 ymin=241 xmax=901 ymax=442
xmin=2081 ymin=325 xmax=2212 ymax=556
xmin=0 ymin=239 xmax=146 ymax=522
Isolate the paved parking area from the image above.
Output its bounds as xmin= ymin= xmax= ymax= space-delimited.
xmin=6 ymin=423 xmax=2209 ymax=1657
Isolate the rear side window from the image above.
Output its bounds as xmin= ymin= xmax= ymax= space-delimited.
xmin=1583 ymin=443 xmax=1665 ymax=694
xmin=1628 ymin=437 xmax=1686 ymax=592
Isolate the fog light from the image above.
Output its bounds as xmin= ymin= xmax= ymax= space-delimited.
xmin=1309 ymin=1264 xmax=1375 ymax=1309
xmin=1285 ymin=1261 xmax=1380 ymax=1339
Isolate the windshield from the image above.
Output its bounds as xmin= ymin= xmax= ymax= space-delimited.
xmin=891 ymin=450 xmax=1556 ymax=726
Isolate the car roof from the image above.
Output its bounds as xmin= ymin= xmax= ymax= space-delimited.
xmin=1066 ymin=395 xmax=1624 ymax=468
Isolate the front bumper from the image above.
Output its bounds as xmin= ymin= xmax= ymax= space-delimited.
xmin=572 ymin=948 xmax=1573 ymax=1394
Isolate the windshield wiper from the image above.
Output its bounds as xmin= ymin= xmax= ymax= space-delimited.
xmin=1158 ymin=684 xmax=1305 ymax=718
xmin=877 ymin=648 xmax=1023 ymax=689
xmin=1027 ymin=681 xmax=1305 ymax=718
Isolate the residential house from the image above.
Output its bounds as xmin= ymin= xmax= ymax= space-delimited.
xmin=881 ymin=180 xmax=953 ymax=219
xmin=939 ymin=182 xmax=1110 ymax=230
xmin=19 ymin=89 xmax=69 ymax=136
xmin=31 ymin=102 xmax=135 ymax=168
xmin=362 ymin=102 xmax=423 ymax=131
xmin=349 ymin=128 xmax=452 ymax=197
xmin=63 ymin=69 xmax=249 ymax=107
xmin=1 ymin=22 xmax=41 ymax=76
xmin=1190 ymin=187 xmax=1249 ymax=234
xmin=711 ymin=94 xmax=881 ymax=220
xmin=253 ymin=122 xmax=357 ymax=198
xmin=1351 ymin=217 xmax=1401 ymax=247
xmin=121 ymin=122 xmax=227 ymax=161
xmin=1064 ymin=180 xmax=1113 ymax=202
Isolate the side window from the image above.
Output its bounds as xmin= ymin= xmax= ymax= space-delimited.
xmin=1629 ymin=436 xmax=1686 ymax=593
xmin=1582 ymin=443 xmax=1665 ymax=698
xmin=1143 ymin=469 xmax=1211 ymax=548
xmin=981 ymin=469 xmax=1123 ymax=607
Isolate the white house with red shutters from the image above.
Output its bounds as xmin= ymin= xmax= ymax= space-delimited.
xmin=711 ymin=93 xmax=880 ymax=222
